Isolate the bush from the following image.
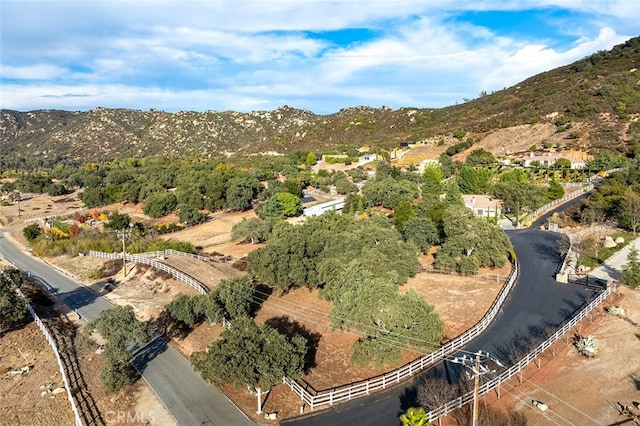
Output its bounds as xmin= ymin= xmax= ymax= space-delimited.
xmin=101 ymin=361 xmax=137 ymax=392
xmin=143 ymin=192 xmax=177 ymax=218
xmin=23 ymin=223 xmax=42 ymax=241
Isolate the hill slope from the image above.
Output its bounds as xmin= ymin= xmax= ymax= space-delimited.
xmin=2 ymin=37 xmax=639 ymax=167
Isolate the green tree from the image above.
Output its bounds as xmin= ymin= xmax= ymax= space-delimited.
xmin=465 ymin=148 xmax=497 ymax=166
xmin=231 ymin=217 xmax=272 ymax=244
xmin=335 ymin=177 xmax=358 ymax=195
xmin=400 ymin=407 xmax=431 ymax=426
xmin=421 ymin=164 xmax=443 ymax=197
xmin=402 ymin=217 xmax=439 ymax=253
xmin=393 ymin=201 xmax=416 ymax=232
xmin=444 ymin=180 xmax=463 ymax=205
xmin=177 ymin=204 xmax=207 ymax=225
xmin=143 ymin=191 xmax=178 ymax=218
xmin=492 ymin=181 xmax=544 ymax=226
xmin=0 ymin=269 xmax=30 ymax=335
xmin=257 ymin=192 xmax=301 ymax=219
xmin=88 ymin=305 xmax=152 ymax=364
xmin=499 ymin=168 xmax=528 ymax=183
xmin=105 ymin=211 xmax=132 ymax=230
xmin=225 ymin=175 xmax=262 ymax=211
xmin=79 ymin=187 xmax=108 ymax=208
xmin=554 ymin=158 xmax=572 ymax=169
xmin=547 ymin=178 xmax=565 ymax=201
xmin=436 ymin=205 xmax=513 ymax=273
xmin=191 ymin=316 xmax=307 ymax=390
xmin=457 ymin=166 xmax=493 ymax=194
xmin=305 ymin=152 xmax=317 ymax=166
xmin=86 ymin=305 xmax=152 ymax=391
xmin=165 ymin=294 xmax=201 ymax=328
xmin=215 ymin=277 xmax=254 ymax=319
xmin=362 ymin=177 xmax=420 ymax=209
xmin=622 ymin=246 xmax=640 ymax=288
xmin=342 ymin=194 xmax=366 ymax=215
xmin=23 ymin=223 xmax=43 ymax=241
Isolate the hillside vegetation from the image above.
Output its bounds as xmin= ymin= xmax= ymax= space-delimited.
xmin=1 ymin=37 xmax=639 ymax=168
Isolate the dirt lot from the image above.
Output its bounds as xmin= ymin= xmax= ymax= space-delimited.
xmin=0 ymin=322 xmax=76 ymax=426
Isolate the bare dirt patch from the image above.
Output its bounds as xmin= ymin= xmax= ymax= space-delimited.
xmin=0 ymin=322 xmax=75 ymax=426
xmin=404 ymin=266 xmax=511 ymax=340
xmin=158 ymin=210 xmax=259 ymax=254
xmin=159 ymin=255 xmax=243 ymax=290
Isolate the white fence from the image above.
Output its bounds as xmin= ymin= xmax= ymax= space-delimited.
xmin=283 ymin=262 xmax=520 ymax=410
xmin=124 ymin=249 xmax=210 ymax=262
xmin=524 ymin=167 xmax=624 ymax=226
xmin=14 ymin=287 xmax=83 ymax=426
xmin=525 ymin=184 xmax=593 ymax=224
xmin=88 ymin=251 xmax=208 ymax=294
xmin=423 ymin=281 xmax=617 ymax=422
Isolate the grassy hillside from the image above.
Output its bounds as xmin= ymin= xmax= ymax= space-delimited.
xmin=1 ymin=37 xmax=639 ymax=168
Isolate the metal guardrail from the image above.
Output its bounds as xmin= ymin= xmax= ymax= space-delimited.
xmin=88 ymin=251 xmax=208 ymax=294
xmin=283 ymin=261 xmax=520 ymax=410
xmin=14 ymin=287 xmax=84 ymax=426
xmin=424 ymin=281 xmax=617 ymax=421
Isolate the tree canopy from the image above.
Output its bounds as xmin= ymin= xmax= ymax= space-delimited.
xmin=0 ymin=269 xmax=30 ymax=336
xmin=191 ymin=316 xmax=307 ymax=390
xmin=85 ymin=305 xmax=152 ymax=391
xmin=435 ymin=205 xmax=513 ymax=273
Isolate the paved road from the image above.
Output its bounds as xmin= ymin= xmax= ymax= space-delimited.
xmin=284 ymin=195 xmax=599 ymax=426
xmin=0 ymin=231 xmax=253 ymax=426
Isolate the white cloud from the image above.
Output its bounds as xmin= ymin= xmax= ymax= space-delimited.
xmin=0 ymin=64 xmax=68 ymax=80
xmin=1 ymin=1 xmax=638 ymax=113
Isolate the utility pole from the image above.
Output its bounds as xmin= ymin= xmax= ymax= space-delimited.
xmin=451 ymin=351 xmax=504 ymax=426
xmin=472 ymin=354 xmax=480 ymax=426
xmin=115 ymin=225 xmax=132 ymax=278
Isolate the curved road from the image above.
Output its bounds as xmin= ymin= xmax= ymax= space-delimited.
xmin=284 ymin=194 xmax=597 ymax=426
xmin=1 ymin=193 xmax=596 ymax=426
xmin=0 ymin=231 xmax=253 ymax=426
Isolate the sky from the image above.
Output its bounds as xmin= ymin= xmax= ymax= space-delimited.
xmin=0 ymin=1 xmax=638 ymax=115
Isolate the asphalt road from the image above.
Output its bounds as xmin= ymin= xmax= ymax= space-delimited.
xmin=0 ymin=231 xmax=253 ymax=426
xmin=1 ymin=192 xmax=596 ymax=426
xmin=284 ymin=195 xmax=598 ymax=426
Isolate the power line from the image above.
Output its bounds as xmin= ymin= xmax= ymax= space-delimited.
xmin=487 ymin=378 xmax=573 ymax=426
xmin=238 ymin=284 xmax=606 ymax=425
xmin=520 ymin=376 xmax=605 ymax=425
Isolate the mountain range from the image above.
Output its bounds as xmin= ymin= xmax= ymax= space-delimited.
xmin=1 ymin=36 xmax=639 ymax=168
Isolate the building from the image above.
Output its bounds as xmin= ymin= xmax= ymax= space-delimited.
xmin=522 ymin=153 xmax=586 ymax=169
xmin=462 ymin=195 xmax=502 ymax=218
xmin=303 ymin=198 xmax=345 ymax=217
xmin=358 ymin=153 xmax=378 ymax=165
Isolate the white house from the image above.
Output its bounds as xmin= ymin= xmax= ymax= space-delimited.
xmin=303 ymin=198 xmax=345 ymax=217
xmin=522 ymin=153 xmax=586 ymax=169
xmin=462 ymin=195 xmax=502 ymax=218
xmin=358 ymin=153 xmax=378 ymax=165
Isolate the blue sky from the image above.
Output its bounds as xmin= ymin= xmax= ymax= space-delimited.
xmin=1 ymin=1 xmax=637 ymax=114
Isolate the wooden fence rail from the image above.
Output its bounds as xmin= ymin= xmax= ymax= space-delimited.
xmin=283 ymin=261 xmax=520 ymax=410
xmin=88 ymin=251 xmax=208 ymax=294
xmin=125 ymin=249 xmax=210 ymax=262
xmin=14 ymin=287 xmax=84 ymax=426
xmin=424 ymin=281 xmax=617 ymax=422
